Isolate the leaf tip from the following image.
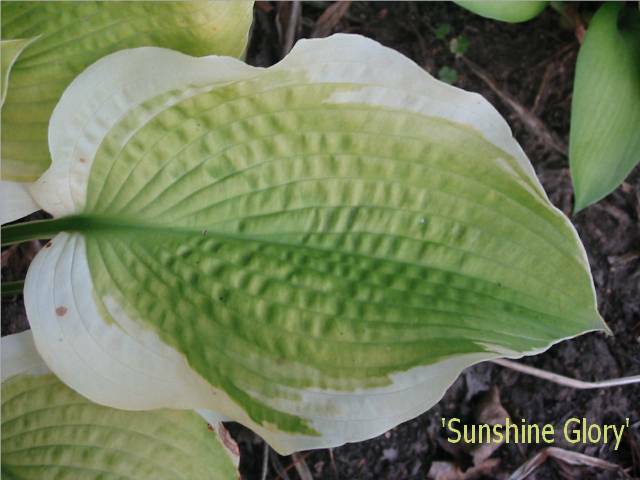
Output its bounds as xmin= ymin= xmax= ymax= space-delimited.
xmin=572 ymin=198 xmax=587 ymax=215
xmin=572 ymin=187 xmax=596 ymax=214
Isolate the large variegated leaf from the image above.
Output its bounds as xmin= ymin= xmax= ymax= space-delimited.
xmin=1 ymin=37 xmax=38 ymax=107
xmin=21 ymin=34 xmax=605 ymax=454
xmin=1 ymin=331 xmax=239 ymax=479
xmin=454 ymin=1 xmax=547 ymax=23
xmin=569 ymin=3 xmax=640 ymax=211
xmin=0 ymin=0 xmax=254 ymax=222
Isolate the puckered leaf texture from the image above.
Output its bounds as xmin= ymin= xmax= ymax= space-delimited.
xmin=24 ymin=34 xmax=606 ymax=454
xmin=1 ymin=331 xmax=239 ymax=480
xmin=1 ymin=1 xmax=253 ymax=182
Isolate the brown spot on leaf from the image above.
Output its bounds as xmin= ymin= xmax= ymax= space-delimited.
xmin=79 ymin=157 xmax=86 ymax=163
xmin=55 ymin=306 xmax=68 ymax=316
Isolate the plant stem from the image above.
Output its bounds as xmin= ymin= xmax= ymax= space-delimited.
xmin=260 ymin=442 xmax=269 ymax=480
xmin=491 ymin=358 xmax=640 ymax=389
xmin=1 ymin=217 xmax=78 ymax=246
xmin=1 ymin=280 xmax=25 ymax=297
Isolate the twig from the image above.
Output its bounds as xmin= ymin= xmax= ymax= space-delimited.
xmin=563 ymin=3 xmax=586 ymax=44
xmin=1 ymin=240 xmax=41 ymax=269
xmin=260 ymin=442 xmax=269 ymax=480
xmin=312 ymin=1 xmax=351 ymax=38
xmin=255 ymin=1 xmax=274 ymax=13
xmin=292 ymin=452 xmax=313 ymax=480
xmin=531 ymin=62 xmax=554 ymax=115
xmin=328 ymin=448 xmax=339 ymax=479
xmin=1 ymin=244 xmax=19 ymax=267
xmin=509 ymin=446 xmax=621 ymax=480
xmin=627 ymin=430 xmax=640 ymax=477
xmin=275 ymin=452 xmax=312 ymax=480
xmin=282 ymin=1 xmax=301 ymax=56
xmin=460 ymin=55 xmax=568 ymax=156
xmin=270 ymin=450 xmax=291 ymax=480
xmin=523 ymin=42 xmax=576 ymax=78
xmin=492 ymin=358 xmax=640 ymax=389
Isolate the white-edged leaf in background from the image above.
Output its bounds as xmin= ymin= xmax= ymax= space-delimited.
xmin=0 ymin=181 xmax=40 ymax=225
xmin=17 ymin=34 xmax=606 ymax=454
xmin=0 ymin=0 xmax=254 ymax=222
xmin=1 ymin=331 xmax=239 ymax=480
xmin=454 ymin=1 xmax=547 ymax=23
xmin=569 ymin=2 xmax=640 ymax=211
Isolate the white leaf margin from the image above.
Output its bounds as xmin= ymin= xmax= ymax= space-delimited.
xmin=22 ymin=34 xmax=606 ymax=454
xmin=0 ymin=0 xmax=254 ymax=224
xmin=0 ymin=180 xmax=40 ymax=224
xmin=1 ymin=330 xmax=50 ymax=381
xmin=32 ymin=34 xmax=552 ymax=216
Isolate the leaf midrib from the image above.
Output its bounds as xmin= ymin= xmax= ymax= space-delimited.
xmin=39 ymin=213 xmax=596 ymax=337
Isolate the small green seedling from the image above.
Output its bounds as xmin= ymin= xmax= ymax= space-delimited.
xmin=449 ymin=35 xmax=470 ymax=55
xmin=435 ymin=22 xmax=452 ymax=39
xmin=438 ymin=65 xmax=459 ymax=84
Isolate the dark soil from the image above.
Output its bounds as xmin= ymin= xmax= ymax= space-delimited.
xmin=2 ymin=2 xmax=638 ymax=479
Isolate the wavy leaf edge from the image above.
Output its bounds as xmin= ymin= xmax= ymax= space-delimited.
xmin=22 ymin=34 xmax=607 ymax=454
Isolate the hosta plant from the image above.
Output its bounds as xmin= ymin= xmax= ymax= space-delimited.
xmin=0 ymin=0 xmax=254 ymax=223
xmin=2 ymin=33 xmax=607 ymax=455
xmin=452 ymin=1 xmax=640 ymax=211
xmin=1 ymin=331 xmax=240 ymax=479
xmin=454 ymin=1 xmax=548 ymax=23
xmin=569 ymin=2 xmax=640 ymax=211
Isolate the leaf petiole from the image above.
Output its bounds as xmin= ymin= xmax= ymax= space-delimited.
xmin=1 ymin=217 xmax=79 ymax=246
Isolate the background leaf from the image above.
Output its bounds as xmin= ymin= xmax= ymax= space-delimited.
xmin=569 ymin=3 xmax=640 ymax=211
xmin=454 ymin=1 xmax=547 ymax=23
xmin=435 ymin=23 xmax=451 ymax=40
xmin=0 ymin=0 xmax=254 ymax=183
xmin=25 ymin=35 xmax=605 ymax=454
xmin=1 ymin=331 xmax=239 ymax=480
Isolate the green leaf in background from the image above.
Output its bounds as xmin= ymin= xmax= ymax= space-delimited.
xmin=454 ymin=1 xmax=547 ymax=23
xmin=1 ymin=331 xmax=239 ymax=480
xmin=21 ymin=34 xmax=605 ymax=454
xmin=569 ymin=3 xmax=640 ymax=212
xmin=435 ymin=23 xmax=451 ymax=40
xmin=438 ymin=65 xmax=459 ymax=84
xmin=0 ymin=0 xmax=254 ymax=183
xmin=449 ymin=35 xmax=470 ymax=56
